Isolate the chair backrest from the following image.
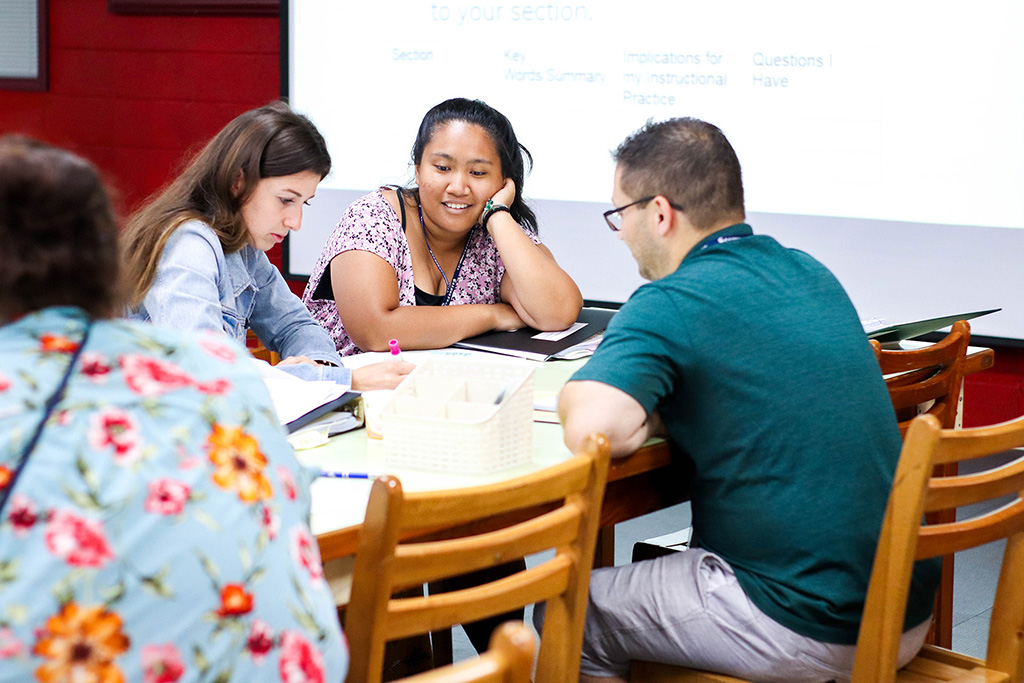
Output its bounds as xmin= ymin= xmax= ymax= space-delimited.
xmin=345 ymin=433 xmax=611 ymax=683
xmin=397 ymin=622 xmax=536 ymax=683
xmin=870 ymin=320 xmax=970 ymax=436
xmin=851 ymin=413 xmax=1024 ymax=683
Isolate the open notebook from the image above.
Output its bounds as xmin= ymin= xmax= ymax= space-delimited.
xmin=250 ymin=359 xmax=358 ymax=433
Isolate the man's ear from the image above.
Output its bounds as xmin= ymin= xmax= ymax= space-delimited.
xmin=651 ymin=195 xmax=678 ymax=237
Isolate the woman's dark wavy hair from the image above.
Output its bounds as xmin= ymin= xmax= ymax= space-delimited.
xmin=408 ymin=97 xmax=538 ymax=234
xmin=122 ymin=101 xmax=331 ymax=307
xmin=0 ymin=136 xmax=123 ymax=320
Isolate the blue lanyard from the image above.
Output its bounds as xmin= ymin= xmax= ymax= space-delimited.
xmin=698 ymin=233 xmax=750 ymax=251
xmin=418 ymin=204 xmax=470 ymax=307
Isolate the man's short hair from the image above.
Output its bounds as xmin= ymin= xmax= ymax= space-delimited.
xmin=613 ymin=118 xmax=745 ymax=231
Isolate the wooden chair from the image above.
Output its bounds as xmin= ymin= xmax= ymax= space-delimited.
xmin=633 ymin=412 xmax=1024 ymax=683
xmin=872 ymin=320 xmax=970 ymax=647
xmin=871 ymin=320 xmax=970 ymax=436
xmin=396 ymin=622 xmax=535 ymax=683
xmin=344 ymin=433 xmax=611 ymax=683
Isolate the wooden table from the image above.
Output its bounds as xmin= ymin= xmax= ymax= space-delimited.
xmin=303 ymin=352 xmax=681 ymax=564
xmin=963 ymin=345 xmax=995 ymax=376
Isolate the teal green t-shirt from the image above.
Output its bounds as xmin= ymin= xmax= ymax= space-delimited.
xmin=572 ymin=224 xmax=939 ymax=644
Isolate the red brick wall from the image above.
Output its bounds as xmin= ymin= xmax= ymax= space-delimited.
xmin=0 ymin=0 xmax=286 ymax=267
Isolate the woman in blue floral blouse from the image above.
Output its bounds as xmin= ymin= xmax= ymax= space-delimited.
xmin=0 ymin=136 xmax=348 ymax=682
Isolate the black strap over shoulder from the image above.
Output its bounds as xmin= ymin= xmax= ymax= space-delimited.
xmin=397 ymin=188 xmax=408 ymax=232
xmin=311 ymin=268 xmax=334 ymax=300
xmin=0 ymin=320 xmax=92 ymax=518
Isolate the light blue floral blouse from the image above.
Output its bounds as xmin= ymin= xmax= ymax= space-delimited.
xmin=0 ymin=307 xmax=347 ymax=683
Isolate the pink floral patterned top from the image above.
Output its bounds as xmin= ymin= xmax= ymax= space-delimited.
xmin=0 ymin=307 xmax=347 ymax=683
xmin=302 ymin=190 xmax=542 ymax=356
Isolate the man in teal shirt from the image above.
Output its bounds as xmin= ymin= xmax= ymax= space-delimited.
xmin=559 ymin=118 xmax=938 ymax=682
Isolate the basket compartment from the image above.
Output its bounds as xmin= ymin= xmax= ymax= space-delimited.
xmin=443 ymin=402 xmax=499 ymax=421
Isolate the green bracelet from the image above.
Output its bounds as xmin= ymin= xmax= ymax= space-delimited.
xmin=482 ymin=203 xmax=511 ymax=228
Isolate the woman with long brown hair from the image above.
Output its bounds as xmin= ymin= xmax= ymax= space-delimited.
xmin=123 ymin=101 xmax=410 ymax=389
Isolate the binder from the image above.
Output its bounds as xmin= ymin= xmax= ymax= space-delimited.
xmin=285 ymin=391 xmax=360 ymax=433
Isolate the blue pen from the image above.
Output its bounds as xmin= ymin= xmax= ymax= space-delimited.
xmin=319 ymin=470 xmax=379 ymax=480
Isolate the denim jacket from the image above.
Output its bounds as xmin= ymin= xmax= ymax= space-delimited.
xmin=129 ymin=220 xmax=350 ymax=383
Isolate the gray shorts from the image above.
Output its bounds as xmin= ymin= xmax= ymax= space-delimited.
xmin=581 ymin=548 xmax=930 ymax=681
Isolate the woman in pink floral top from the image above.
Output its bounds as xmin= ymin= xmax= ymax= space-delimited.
xmin=0 ymin=137 xmax=346 ymax=683
xmin=303 ymin=98 xmax=582 ymax=356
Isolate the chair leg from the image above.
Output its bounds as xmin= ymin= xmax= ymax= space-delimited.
xmin=430 ymin=627 xmax=453 ymax=667
xmin=382 ymin=633 xmax=434 ymax=681
xmin=931 ymin=555 xmax=954 ymax=648
xmin=924 ymin=461 xmax=957 ymax=649
xmin=423 ymin=580 xmax=454 ymax=666
xmin=374 ymin=586 xmax=435 ymax=681
xmin=595 ymin=526 xmax=616 ymax=568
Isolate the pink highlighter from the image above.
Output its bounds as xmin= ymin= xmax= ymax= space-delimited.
xmin=388 ymin=339 xmax=403 ymax=362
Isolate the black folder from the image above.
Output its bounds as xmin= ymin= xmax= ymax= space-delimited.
xmin=452 ymin=307 xmax=616 ymax=361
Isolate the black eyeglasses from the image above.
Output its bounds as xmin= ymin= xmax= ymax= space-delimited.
xmin=603 ymin=196 xmax=684 ymax=231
